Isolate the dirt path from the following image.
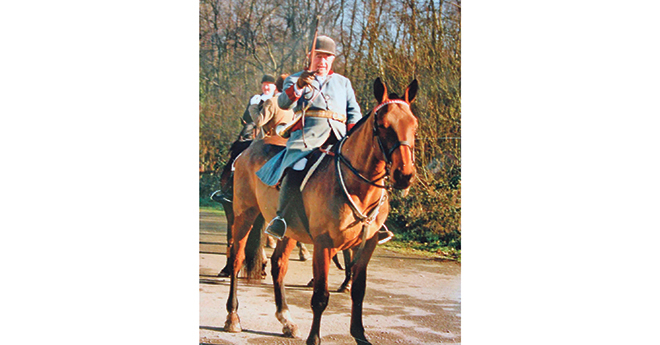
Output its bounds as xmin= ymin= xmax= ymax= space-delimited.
xmin=199 ymin=210 xmax=461 ymax=344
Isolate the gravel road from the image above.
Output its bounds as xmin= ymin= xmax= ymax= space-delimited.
xmin=199 ymin=209 xmax=461 ymax=344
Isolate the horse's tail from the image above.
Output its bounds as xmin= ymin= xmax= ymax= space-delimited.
xmin=243 ymin=213 xmax=265 ymax=280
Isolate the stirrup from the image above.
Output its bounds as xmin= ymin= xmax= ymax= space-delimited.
xmin=377 ymin=225 xmax=394 ymax=245
xmin=210 ymin=190 xmax=232 ymax=203
xmin=265 ymin=216 xmax=287 ymax=240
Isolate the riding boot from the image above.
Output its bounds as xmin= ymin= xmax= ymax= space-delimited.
xmin=265 ymin=169 xmax=305 ymax=240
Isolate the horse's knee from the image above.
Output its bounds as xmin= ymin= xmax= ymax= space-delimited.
xmin=311 ymin=289 xmax=329 ymax=313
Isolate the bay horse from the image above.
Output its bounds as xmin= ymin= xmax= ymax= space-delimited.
xmin=224 ymin=77 xmax=418 ymax=345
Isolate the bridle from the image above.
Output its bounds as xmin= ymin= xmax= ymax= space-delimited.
xmin=336 ymin=98 xmax=415 ymax=191
xmin=372 ymin=99 xmax=415 ymax=165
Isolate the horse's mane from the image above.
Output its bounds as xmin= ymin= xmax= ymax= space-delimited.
xmin=346 ymin=110 xmax=372 ymax=136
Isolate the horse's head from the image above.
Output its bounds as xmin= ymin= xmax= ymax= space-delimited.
xmin=372 ymin=78 xmax=419 ymax=190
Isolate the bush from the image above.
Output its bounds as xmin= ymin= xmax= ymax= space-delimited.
xmin=388 ymin=170 xmax=461 ymax=250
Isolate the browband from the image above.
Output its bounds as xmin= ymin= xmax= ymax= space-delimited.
xmin=373 ymin=99 xmax=409 ymax=114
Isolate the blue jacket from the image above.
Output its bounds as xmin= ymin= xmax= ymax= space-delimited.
xmin=256 ymin=71 xmax=362 ymax=186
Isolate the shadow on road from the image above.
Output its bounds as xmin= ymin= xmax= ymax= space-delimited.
xmin=200 ymin=325 xmax=288 ymax=338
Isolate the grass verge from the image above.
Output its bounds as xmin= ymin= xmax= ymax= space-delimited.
xmin=199 ymin=198 xmax=225 ymax=216
xmin=198 ymin=199 xmax=459 ymax=262
xmin=381 ymin=239 xmax=461 ymax=262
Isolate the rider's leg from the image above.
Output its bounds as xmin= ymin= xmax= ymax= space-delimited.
xmin=265 ymin=167 xmax=305 ymax=240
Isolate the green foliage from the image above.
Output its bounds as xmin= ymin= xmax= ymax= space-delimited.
xmin=388 ymin=165 xmax=461 ymax=250
xmin=199 ymin=173 xmax=223 ymax=208
xmin=199 ymin=196 xmax=224 ymax=210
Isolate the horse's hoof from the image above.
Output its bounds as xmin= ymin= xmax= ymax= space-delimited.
xmin=306 ymin=278 xmax=314 ymax=287
xmin=282 ymin=323 xmax=301 ymax=338
xmin=338 ymin=283 xmax=351 ymax=293
xmin=224 ymin=313 xmax=241 ymax=333
xmin=299 ymin=249 xmax=311 ymax=261
xmin=217 ymin=267 xmax=231 ymax=277
xmin=351 ymin=330 xmax=371 ymax=344
xmin=306 ymin=335 xmax=321 ymax=345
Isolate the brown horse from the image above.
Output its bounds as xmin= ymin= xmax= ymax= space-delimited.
xmin=224 ymin=77 xmax=418 ymax=345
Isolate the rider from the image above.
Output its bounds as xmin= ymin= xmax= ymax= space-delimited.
xmin=240 ymin=74 xmax=277 ymax=141
xmin=257 ymin=35 xmax=392 ymax=243
xmin=211 ymin=74 xmax=276 ymax=203
xmin=252 ymin=74 xmax=294 ymax=141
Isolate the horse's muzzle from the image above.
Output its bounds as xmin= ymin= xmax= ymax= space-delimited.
xmin=392 ymin=168 xmax=415 ymax=190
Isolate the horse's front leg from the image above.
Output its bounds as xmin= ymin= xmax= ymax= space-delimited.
xmin=271 ymin=237 xmax=301 ymax=338
xmin=350 ymin=235 xmax=379 ymax=345
xmin=307 ymin=242 xmax=336 ymax=345
xmin=223 ymin=207 xmax=258 ymax=333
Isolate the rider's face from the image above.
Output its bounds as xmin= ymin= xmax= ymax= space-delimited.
xmin=261 ymin=82 xmax=276 ymax=95
xmin=310 ymin=52 xmax=335 ymax=76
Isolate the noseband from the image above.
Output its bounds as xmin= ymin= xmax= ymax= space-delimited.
xmin=373 ymin=99 xmax=415 ymax=165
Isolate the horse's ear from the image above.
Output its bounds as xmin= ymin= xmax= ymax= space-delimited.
xmin=405 ymin=79 xmax=419 ymax=104
xmin=374 ymin=78 xmax=388 ymax=104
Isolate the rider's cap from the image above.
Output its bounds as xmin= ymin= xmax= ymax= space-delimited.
xmin=311 ymin=35 xmax=336 ymax=56
xmin=261 ymin=74 xmax=275 ymax=84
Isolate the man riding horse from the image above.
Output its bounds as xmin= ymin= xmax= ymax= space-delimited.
xmin=211 ymin=74 xmax=276 ymax=204
xmin=257 ymin=35 xmax=393 ymax=243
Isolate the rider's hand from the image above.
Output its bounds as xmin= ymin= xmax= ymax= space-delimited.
xmin=296 ymin=70 xmax=317 ymax=89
